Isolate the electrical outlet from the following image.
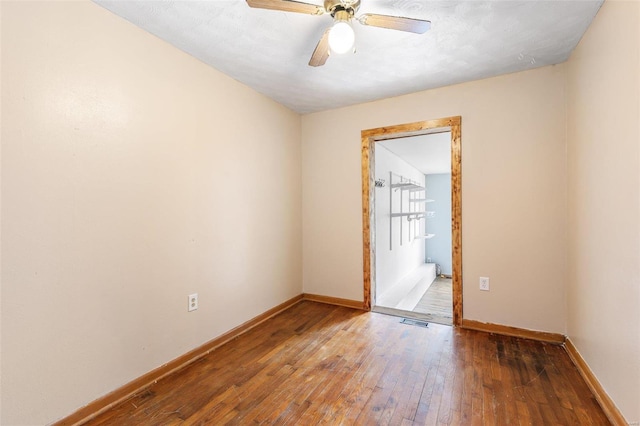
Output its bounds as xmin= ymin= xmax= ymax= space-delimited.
xmin=188 ymin=293 xmax=198 ymax=312
xmin=479 ymin=277 xmax=490 ymax=291
xmin=427 ymin=257 xmax=432 ymax=263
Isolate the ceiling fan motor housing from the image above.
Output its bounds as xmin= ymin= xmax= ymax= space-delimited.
xmin=324 ymin=0 xmax=360 ymax=18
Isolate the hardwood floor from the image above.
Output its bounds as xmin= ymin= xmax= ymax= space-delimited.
xmin=413 ymin=277 xmax=453 ymax=325
xmin=83 ymin=301 xmax=610 ymax=425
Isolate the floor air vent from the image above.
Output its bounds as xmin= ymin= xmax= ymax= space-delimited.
xmin=400 ymin=318 xmax=429 ymax=328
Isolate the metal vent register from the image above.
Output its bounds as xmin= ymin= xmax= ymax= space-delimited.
xmin=400 ymin=318 xmax=429 ymax=328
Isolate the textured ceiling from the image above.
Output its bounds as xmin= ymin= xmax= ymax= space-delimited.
xmin=93 ymin=0 xmax=603 ymax=114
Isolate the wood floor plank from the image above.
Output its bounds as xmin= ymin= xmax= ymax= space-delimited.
xmin=83 ymin=302 xmax=611 ymax=426
xmin=386 ymin=343 xmax=428 ymax=425
xmin=413 ymin=277 xmax=453 ymax=325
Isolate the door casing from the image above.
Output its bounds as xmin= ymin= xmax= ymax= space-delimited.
xmin=361 ymin=116 xmax=462 ymax=326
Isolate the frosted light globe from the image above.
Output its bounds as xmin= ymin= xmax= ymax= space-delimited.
xmin=328 ymin=21 xmax=355 ymax=55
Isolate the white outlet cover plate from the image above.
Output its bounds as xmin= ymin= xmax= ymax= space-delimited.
xmin=479 ymin=277 xmax=490 ymax=291
xmin=188 ymin=293 xmax=198 ymax=312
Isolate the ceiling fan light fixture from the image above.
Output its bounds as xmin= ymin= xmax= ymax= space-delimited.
xmin=328 ymin=20 xmax=355 ymax=54
xmin=247 ymin=0 xmax=431 ymax=66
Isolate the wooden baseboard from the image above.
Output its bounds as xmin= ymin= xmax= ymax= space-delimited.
xmin=53 ymin=294 xmax=304 ymax=426
xmin=302 ymin=293 xmax=365 ymax=310
xmin=461 ymin=320 xmax=629 ymax=424
xmin=461 ymin=319 xmax=566 ymax=344
xmin=564 ymin=338 xmax=629 ymax=426
xmin=51 ymin=298 xmax=629 ymax=426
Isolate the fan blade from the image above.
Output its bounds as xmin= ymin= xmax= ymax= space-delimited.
xmin=359 ymin=13 xmax=431 ymax=34
xmin=309 ymin=28 xmax=331 ymax=67
xmin=246 ymin=0 xmax=324 ymax=15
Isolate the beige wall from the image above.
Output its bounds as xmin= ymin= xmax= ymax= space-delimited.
xmin=302 ymin=65 xmax=568 ymax=333
xmin=566 ymin=0 xmax=640 ymax=423
xmin=0 ymin=2 xmax=3 ymax=421
xmin=0 ymin=2 xmax=301 ymax=424
xmin=3 ymin=0 xmax=638 ymax=424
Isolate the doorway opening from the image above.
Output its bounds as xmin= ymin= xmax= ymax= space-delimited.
xmin=361 ymin=117 xmax=462 ymax=326
xmin=374 ymin=133 xmax=453 ymax=324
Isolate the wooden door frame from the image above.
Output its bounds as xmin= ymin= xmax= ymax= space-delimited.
xmin=361 ymin=116 xmax=462 ymax=326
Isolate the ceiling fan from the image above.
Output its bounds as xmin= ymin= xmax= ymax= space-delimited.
xmin=246 ymin=0 xmax=431 ymax=67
